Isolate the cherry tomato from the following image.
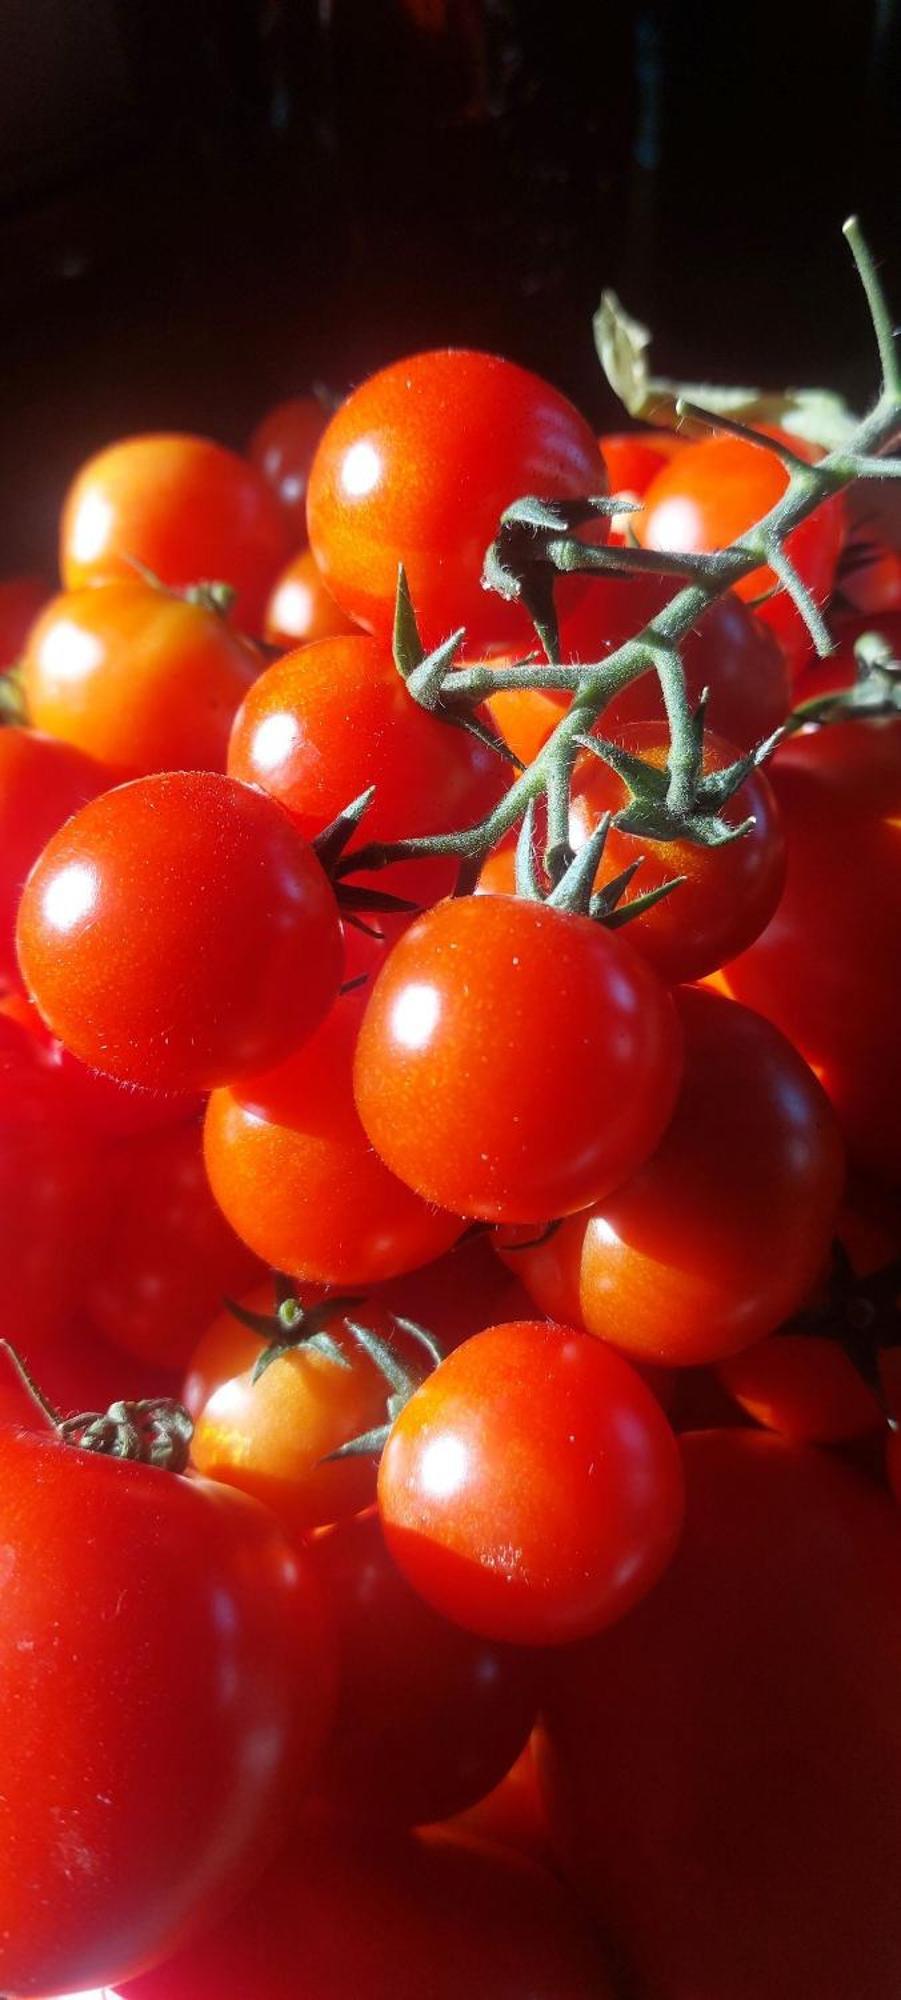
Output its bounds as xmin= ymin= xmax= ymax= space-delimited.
xmin=307 ymin=349 xmax=605 ymax=649
xmin=837 ymin=529 xmax=901 ymax=614
xmin=378 ymin=1319 xmax=684 ymax=1645
xmin=312 ymin=1508 xmax=543 ymax=1825
xmin=60 ymin=434 xmax=290 ymax=635
xmin=373 ymin=1226 xmax=540 ymax=1352
xmin=264 ymin=545 xmax=358 ymax=648
xmin=353 ymin=894 xmax=682 ymax=1224
xmin=599 ymin=427 xmax=685 ymax=542
xmin=228 ymin=632 xmax=507 ymax=911
xmin=0 ymin=987 xmax=201 ymax=1138
xmin=717 ymin=1335 xmax=883 ymax=1445
xmin=0 ymin=1012 xmax=105 ymax=1339
xmin=0 ymin=1312 xmax=180 ymax=1426
xmin=540 ymin=1429 xmax=901 ymax=2000
xmin=638 ymin=430 xmax=845 ymax=670
xmin=23 ymin=579 xmax=261 ymax=777
xmin=0 ymin=1425 xmax=334 ymax=1997
xmin=0 ymin=727 xmax=107 ymax=991
xmin=84 ymin=1120 xmax=263 ymax=1371
xmin=182 ymin=1279 xmax=320 ymax=1421
xmin=16 ymin=771 xmax=343 ymax=1092
xmin=722 ymin=708 xmax=901 ymax=1184
xmin=204 ymin=991 xmax=463 ymax=1285
xmin=504 ymin=986 xmax=844 ymax=1365
xmin=0 ymin=575 xmax=48 ymax=669
xmin=111 ymin=1813 xmax=616 ymax=2000
xmin=248 ymin=393 xmax=329 ymax=536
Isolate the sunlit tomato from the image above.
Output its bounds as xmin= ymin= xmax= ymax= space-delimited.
xmin=16 ymin=771 xmax=343 ymax=1092
xmin=0 ymin=1426 xmax=334 ymax=1999
xmin=638 ymin=430 xmax=845 ymax=669
xmin=111 ymin=1814 xmax=615 ymax=2000
xmin=249 ymin=393 xmax=329 ymax=536
xmin=263 ymin=545 xmax=358 ymax=648
xmin=191 ymin=1306 xmax=411 ymax=1533
xmin=722 ymin=709 xmax=901 ymax=1184
xmin=84 ymin=1120 xmax=262 ymax=1371
xmin=228 ymin=632 xmax=507 ymax=911
xmin=307 ymin=349 xmax=605 ymax=649
xmin=60 ymin=434 xmax=290 ymax=635
xmin=379 ymin=1320 xmax=683 ymax=1646
xmin=182 ymin=1279 xmax=318 ymax=1420
xmin=541 ymin=1430 xmax=901 ymax=2000
xmin=599 ymin=428 xmax=684 ymax=542
xmin=0 ymin=575 xmax=48 ymax=669
xmin=312 ymin=1508 xmax=542 ymax=1824
xmin=23 ymin=580 xmax=261 ymax=776
xmin=504 ymin=986 xmax=844 ymax=1365
xmin=0 ymin=727 xmax=107 ymax=991
xmin=204 ymin=991 xmax=463 ymax=1285
xmin=0 ymin=1012 xmax=105 ymax=1338
xmin=354 ymin=894 xmax=682 ymax=1224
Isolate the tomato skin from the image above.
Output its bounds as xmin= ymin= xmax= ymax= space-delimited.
xmin=722 ymin=712 xmax=901 ymax=1184
xmin=540 ymin=1429 xmax=901 ymax=2000
xmin=204 ymin=993 xmax=463 ymax=1286
xmin=307 ymin=349 xmax=605 ymax=649
xmin=248 ymin=393 xmax=329 ymax=536
xmin=373 ymin=1226 xmax=540 ymax=1352
xmin=16 ymin=771 xmax=343 ymax=1093
xmin=504 ymin=986 xmax=844 ymax=1366
xmin=312 ymin=1508 xmax=543 ymax=1825
xmin=446 ymin=1740 xmax=554 ymax=1867
xmin=599 ymin=428 xmax=684 ymax=500
xmin=0 ymin=1430 xmax=334 ymax=1998
xmin=182 ymin=1279 xmax=318 ymax=1421
xmin=0 ymin=575 xmax=48 ymax=669
xmin=60 ymin=434 xmax=291 ymax=635
xmin=717 ymin=1334 xmax=883 ymax=1444
xmin=264 ymin=545 xmax=358 ymax=647
xmin=111 ymin=1813 xmax=616 ymax=2000
xmin=354 ymin=895 xmax=683 ymax=1225
xmin=378 ymin=1320 xmax=684 ymax=1646
xmin=23 ymin=580 xmax=261 ymax=777
xmin=0 ymin=1016 xmax=105 ymax=1340
xmin=0 ymin=727 xmax=107 ymax=992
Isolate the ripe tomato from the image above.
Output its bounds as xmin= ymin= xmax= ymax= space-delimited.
xmin=181 ymin=1279 xmax=313 ymax=1419
xmin=540 ymin=1430 xmax=901 ymax=2000
xmin=312 ymin=1508 xmax=543 ymax=1825
xmin=60 ymin=434 xmax=290 ymax=635
xmin=0 ymin=574 xmax=48 ymax=669
xmin=264 ymin=545 xmax=358 ymax=648
xmin=306 ymin=349 xmax=604 ymax=649
xmin=0 ymin=1425 xmax=334 ymax=1997
xmin=599 ymin=427 xmax=684 ymax=541
xmin=373 ymin=1226 xmax=540 ymax=1352
xmin=16 ymin=771 xmax=343 ymax=1092
xmin=248 ymin=393 xmax=329 ymax=536
xmin=111 ymin=1813 xmax=616 ymax=2000
xmin=0 ymin=727 xmax=107 ymax=991
xmin=23 ymin=579 xmax=261 ymax=777
xmin=0 ymin=1011 xmax=105 ymax=1339
xmin=722 ymin=710 xmax=901 ymax=1184
xmin=0 ymin=1311 xmax=180 ymax=1426
xmin=353 ymin=894 xmax=682 ymax=1224
xmin=504 ymin=986 xmax=844 ymax=1365
xmin=84 ymin=1120 xmax=263 ymax=1371
xmin=228 ymin=632 xmax=507 ymax=910
xmin=717 ymin=1335 xmax=884 ymax=1445
xmin=638 ymin=430 xmax=845 ymax=669
xmin=378 ymin=1320 xmax=684 ymax=1645
xmin=204 ymin=991 xmax=463 ymax=1285
xmin=0 ymin=988 xmax=201 ymax=1138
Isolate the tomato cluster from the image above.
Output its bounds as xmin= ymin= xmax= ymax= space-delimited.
xmin=1 ymin=320 xmax=900 ymax=2000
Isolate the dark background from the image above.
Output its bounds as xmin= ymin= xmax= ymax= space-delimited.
xmin=1 ymin=0 xmax=898 ymax=575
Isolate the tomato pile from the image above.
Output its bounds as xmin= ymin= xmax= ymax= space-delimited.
xmin=1 ymin=236 xmax=901 ymax=1999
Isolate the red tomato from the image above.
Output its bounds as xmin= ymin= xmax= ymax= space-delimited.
xmin=599 ymin=427 xmax=684 ymax=497
xmin=717 ymin=1335 xmax=883 ymax=1444
xmin=60 ymin=434 xmax=290 ymax=635
xmin=0 ymin=727 xmax=107 ymax=991
xmin=111 ymin=1814 xmax=616 ymax=2000
xmin=307 ymin=349 xmax=605 ymax=649
xmin=263 ymin=545 xmax=358 ymax=648
xmin=23 ymin=580 xmax=261 ymax=776
xmin=503 ymin=986 xmax=844 ymax=1365
xmin=540 ymin=1429 xmax=901 ymax=2000
xmin=373 ymin=1226 xmax=540 ymax=1351
xmin=0 ymin=1426 xmax=334 ymax=1997
xmin=836 ymin=528 xmax=901 ymax=615
xmin=312 ymin=1508 xmax=543 ymax=1824
xmin=638 ymin=430 xmax=845 ymax=670
xmin=722 ymin=709 xmax=901 ymax=1184
xmin=228 ymin=632 xmax=507 ymax=911
xmin=84 ymin=1120 xmax=262 ymax=1371
xmin=353 ymin=894 xmax=682 ymax=1224
xmin=248 ymin=393 xmax=329 ymax=536
xmin=204 ymin=991 xmax=463 ymax=1285
xmin=0 ymin=575 xmax=48 ymax=669
xmin=182 ymin=1279 xmax=317 ymax=1421
xmin=0 ymin=1012 xmax=105 ymax=1339
xmin=378 ymin=1320 xmax=684 ymax=1645
xmin=446 ymin=1740 xmax=554 ymax=1868
xmin=0 ymin=1312 xmax=180 ymax=1426
xmin=16 ymin=771 xmax=343 ymax=1092
xmin=0 ymin=987 xmax=201 ymax=1138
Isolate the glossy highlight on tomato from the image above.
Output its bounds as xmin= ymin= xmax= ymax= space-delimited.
xmin=0 ymin=726 xmax=108 ymax=991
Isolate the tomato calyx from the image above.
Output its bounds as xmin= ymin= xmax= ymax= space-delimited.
xmin=321 ymin=1313 xmax=445 ymax=1465
xmin=572 ymin=713 xmax=775 ymax=852
xmin=789 ymin=627 xmax=901 ymax=730
xmin=780 ymin=1240 xmax=901 ymax=1418
xmin=227 ymin=1282 xmax=368 ymax=1383
xmin=482 ymin=492 xmax=631 ymax=664
xmin=0 ymin=1338 xmax=193 ymax=1470
xmin=511 ymin=794 xmax=685 ymax=931
xmin=311 ymin=786 xmax=421 ymax=936
xmin=392 ymin=565 xmax=523 ymax=771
